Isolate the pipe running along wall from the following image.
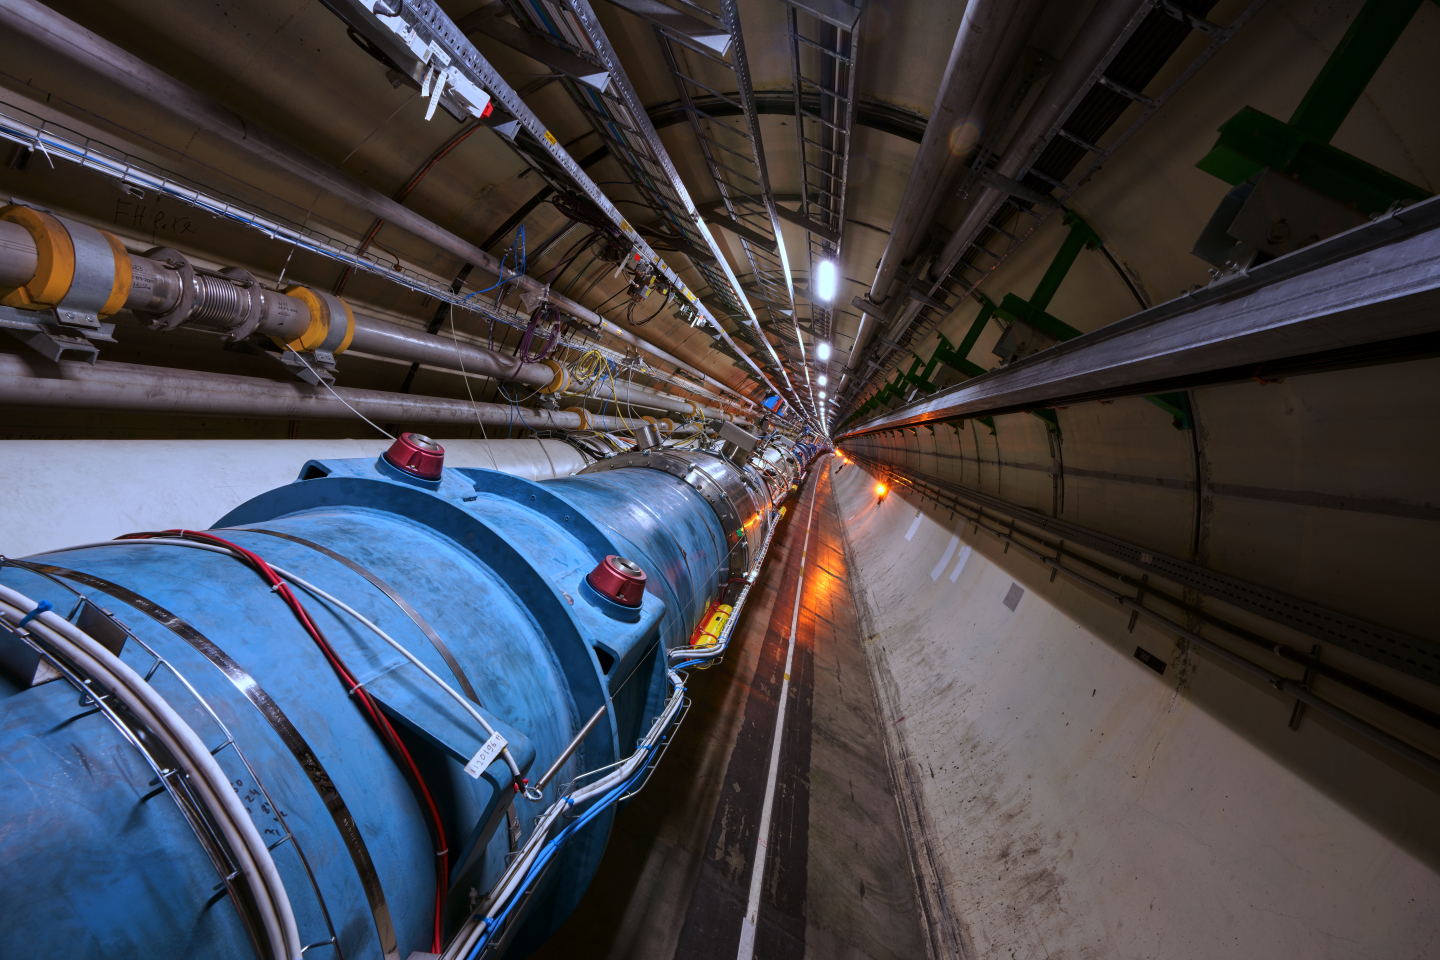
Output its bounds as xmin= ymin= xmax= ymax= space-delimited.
xmin=0 ymin=211 xmax=736 ymax=423
xmin=0 ymin=0 xmax=759 ymax=414
xmin=0 ymin=432 xmax=819 ymax=959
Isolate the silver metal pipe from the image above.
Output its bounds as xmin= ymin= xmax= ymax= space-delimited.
xmin=349 ymin=314 xmax=540 ymax=386
xmin=0 ymin=218 xmax=36 ymax=286
xmin=532 ymin=704 xmax=608 ymax=793
xmin=0 ymin=214 xmax=728 ymax=417
xmin=349 ymin=314 xmax=726 ymax=419
xmin=933 ymin=0 xmax=1148 ymax=277
xmin=850 ymin=0 xmax=1046 ymax=373
xmin=0 ymin=353 xmax=642 ymax=431
xmin=864 ymin=0 xmax=1021 ymax=307
xmin=0 ymin=0 xmax=755 ymax=410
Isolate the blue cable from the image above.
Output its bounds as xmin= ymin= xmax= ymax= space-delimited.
xmin=464 ymin=736 xmax=667 ymax=958
xmin=462 ymin=225 xmax=528 ymax=301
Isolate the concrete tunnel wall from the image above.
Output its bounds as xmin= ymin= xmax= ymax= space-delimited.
xmin=0 ymin=437 xmax=589 ymax=558
xmin=830 ymin=359 xmax=1440 ymax=956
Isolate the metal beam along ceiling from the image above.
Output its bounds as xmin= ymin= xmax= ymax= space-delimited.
xmin=499 ymin=0 xmax=804 ymax=415
xmin=331 ymin=0 xmax=795 ymax=411
xmin=839 ymin=0 xmax=1265 ymax=420
xmin=840 ymin=195 xmax=1440 ymax=435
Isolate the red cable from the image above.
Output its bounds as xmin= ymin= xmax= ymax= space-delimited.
xmin=124 ymin=530 xmax=451 ymax=950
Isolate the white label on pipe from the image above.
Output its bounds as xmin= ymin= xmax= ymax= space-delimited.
xmin=465 ymin=732 xmax=508 ymax=779
xmin=949 ymin=545 xmax=973 ymax=583
xmin=904 ymin=513 xmax=923 ymax=541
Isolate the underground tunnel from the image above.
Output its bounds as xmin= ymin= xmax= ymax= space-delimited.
xmin=1 ymin=0 xmax=1438 ymax=957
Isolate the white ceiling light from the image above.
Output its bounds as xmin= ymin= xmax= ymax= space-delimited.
xmin=816 ymin=341 xmax=831 ymax=361
xmin=816 ymin=260 xmax=837 ymax=302
xmin=819 ymin=390 xmax=826 ymax=398
xmin=818 ymin=374 xmax=827 ymax=385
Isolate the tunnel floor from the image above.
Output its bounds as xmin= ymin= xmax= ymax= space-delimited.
xmin=530 ymin=462 xmax=925 ymax=959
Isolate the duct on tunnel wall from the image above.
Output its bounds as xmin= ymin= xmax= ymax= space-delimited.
xmin=0 ymin=437 xmax=590 ymax=558
xmin=827 ymin=453 xmax=1440 ymax=958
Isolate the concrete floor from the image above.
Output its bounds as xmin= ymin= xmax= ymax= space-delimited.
xmin=530 ymin=462 xmax=926 ymax=960
xmin=829 ymin=458 xmax=1440 ymax=959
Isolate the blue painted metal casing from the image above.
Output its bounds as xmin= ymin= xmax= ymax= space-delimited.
xmin=0 ymin=448 xmax=738 ymax=960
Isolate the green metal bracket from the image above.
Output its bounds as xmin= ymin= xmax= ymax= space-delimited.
xmin=1029 ymin=212 xmax=1103 ymax=312
xmin=992 ymin=212 xmax=1097 ymax=342
xmin=1290 ymin=0 xmax=1427 ymax=142
xmin=997 ymin=293 xmax=1083 ymax=343
xmin=977 ymin=416 xmax=997 ymax=436
xmin=1196 ymin=0 xmax=1432 ymax=214
xmin=1144 ymin=392 xmax=1194 ymax=431
xmin=1197 ymin=107 xmax=1430 ymax=215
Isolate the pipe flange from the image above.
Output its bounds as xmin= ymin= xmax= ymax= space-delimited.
xmin=537 ymin=358 xmax=569 ymax=394
xmin=139 ymin=246 xmax=196 ymax=330
xmin=0 ymin=204 xmax=72 ymax=309
xmin=218 ymin=266 xmax=265 ymax=340
xmin=278 ymin=286 xmax=355 ymax=358
xmin=563 ymin=406 xmax=590 ymax=430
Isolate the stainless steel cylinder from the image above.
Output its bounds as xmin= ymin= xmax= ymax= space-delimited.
xmin=0 ymin=219 xmax=37 ymax=286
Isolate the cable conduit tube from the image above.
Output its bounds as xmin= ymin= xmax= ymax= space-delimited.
xmin=0 ymin=353 xmax=654 ymax=432
xmin=0 ymin=583 xmax=303 ymax=960
xmin=866 ymin=465 xmax=1440 ymax=779
xmin=0 ymin=0 xmax=756 ymax=411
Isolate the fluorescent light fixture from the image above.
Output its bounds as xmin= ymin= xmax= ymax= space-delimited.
xmin=819 ymin=390 xmax=826 ymax=398
xmin=818 ymin=374 xmax=827 ymax=385
xmin=816 ymin=260 xmax=837 ymax=301
xmin=816 ymin=341 xmax=831 ymax=361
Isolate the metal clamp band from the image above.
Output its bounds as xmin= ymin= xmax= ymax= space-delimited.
xmin=50 ymin=217 xmax=117 ymax=331
xmin=240 ymin=528 xmax=483 ymax=705
xmin=14 ymin=560 xmax=402 ymax=960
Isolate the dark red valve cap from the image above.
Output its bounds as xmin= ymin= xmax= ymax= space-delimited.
xmin=587 ymin=555 xmax=646 ymax=607
xmin=384 ymin=432 xmax=445 ymax=479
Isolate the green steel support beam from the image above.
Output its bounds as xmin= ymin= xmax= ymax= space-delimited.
xmin=1197 ymin=107 xmax=1430 ymax=214
xmin=1144 ymin=391 xmax=1194 ymax=431
xmin=1197 ymin=0 xmax=1433 ymax=214
xmin=1289 ymin=0 xmax=1427 ymax=142
xmin=1029 ymin=212 xmax=1103 ymax=312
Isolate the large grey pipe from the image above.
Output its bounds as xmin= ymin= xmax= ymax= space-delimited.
xmin=864 ymin=0 xmax=1023 ymax=306
xmin=0 ymin=0 xmax=754 ymax=410
xmin=845 ymin=0 xmax=1145 ymax=402
xmin=348 ymin=314 xmax=728 ymax=419
xmin=933 ymin=0 xmax=1148 ymax=278
xmin=850 ymin=0 xmax=1044 ymax=373
xmin=0 ymin=353 xmax=651 ymax=432
xmin=0 ymin=212 xmax=728 ymax=420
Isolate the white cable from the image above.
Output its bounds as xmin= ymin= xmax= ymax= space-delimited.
xmin=0 ymin=584 xmax=302 ymax=959
xmin=284 ymin=346 xmax=397 ymax=441
xmin=447 ymin=304 xmax=501 ymax=471
xmin=99 ymin=538 xmax=523 ymax=779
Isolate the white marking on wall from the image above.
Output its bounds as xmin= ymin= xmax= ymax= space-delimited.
xmin=931 ymin=529 xmax=961 ymax=581
xmin=904 ymin=512 xmax=923 ymax=541
xmin=949 ymin=545 xmax=973 ymax=583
